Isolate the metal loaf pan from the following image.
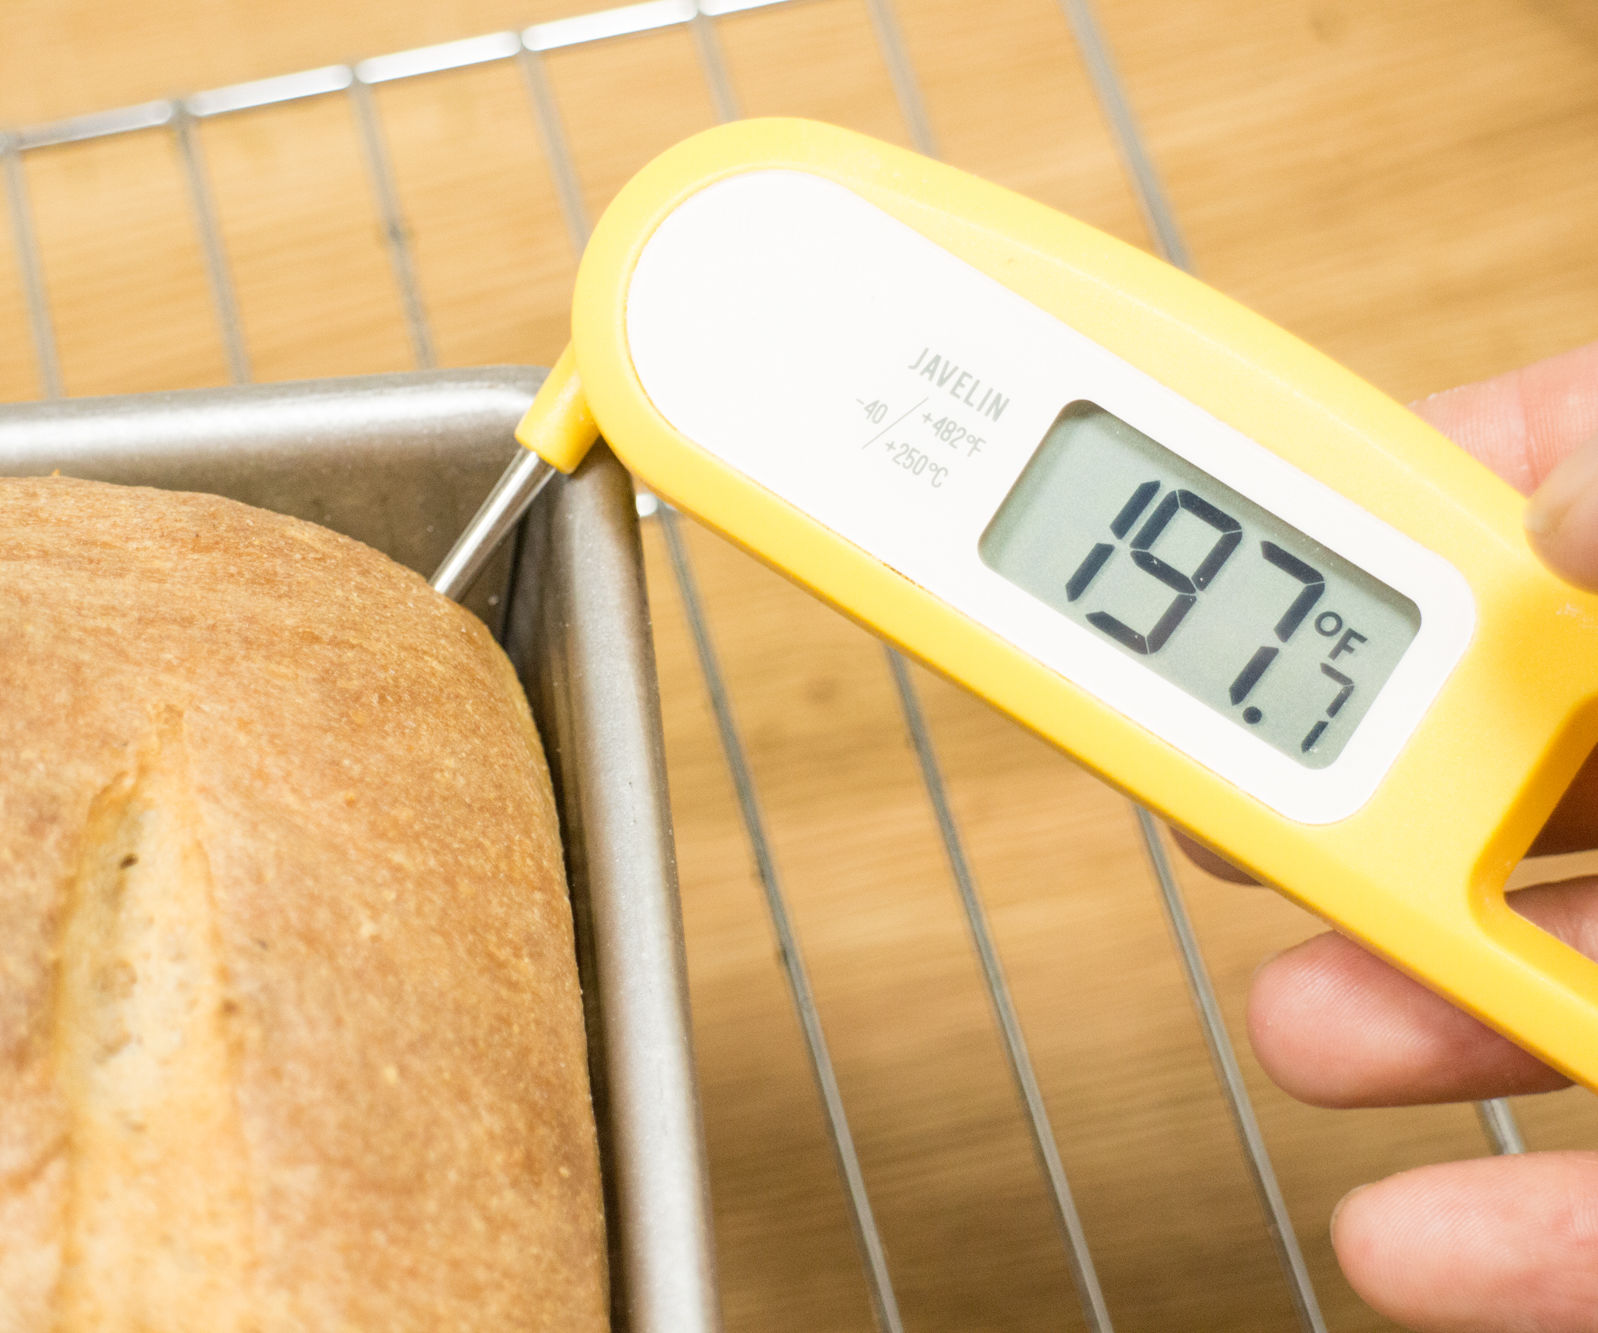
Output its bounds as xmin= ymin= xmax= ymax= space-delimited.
xmin=0 ymin=367 xmax=720 ymax=1333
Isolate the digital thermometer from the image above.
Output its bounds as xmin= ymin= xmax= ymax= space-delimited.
xmin=461 ymin=119 xmax=1598 ymax=1090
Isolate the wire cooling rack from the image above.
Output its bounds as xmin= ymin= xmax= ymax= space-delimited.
xmin=1 ymin=3 xmax=1551 ymax=1329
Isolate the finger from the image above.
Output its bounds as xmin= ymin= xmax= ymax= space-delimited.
xmin=1416 ymin=341 xmax=1598 ymax=591
xmin=1169 ymin=828 xmax=1253 ymax=883
xmin=1248 ymin=879 xmax=1598 ymax=1106
xmin=1526 ymin=429 xmax=1598 ymax=592
xmin=1536 ymin=754 xmax=1598 ymax=856
xmin=1416 ymin=348 xmax=1598 ymax=845
xmin=1410 ymin=340 xmax=1598 ymax=493
xmin=1334 ymin=1152 xmax=1598 ymax=1333
xmin=1416 ymin=347 xmax=1598 ymax=844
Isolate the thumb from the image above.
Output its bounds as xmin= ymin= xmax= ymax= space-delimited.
xmin=1405 ymin=339 xmax=1598 ymax=589
xmin=1526 ymin=431 xmax=1598 ymax=591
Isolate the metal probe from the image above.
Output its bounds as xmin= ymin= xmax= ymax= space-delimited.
xmin=433 ymin=347 xmax=597 ymax=600
xmin=430 ymin=446 xmax=558 ymax=599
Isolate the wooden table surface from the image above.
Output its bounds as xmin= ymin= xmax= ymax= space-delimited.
xmin=5 ymin=2 xmax=1598 ymax=1328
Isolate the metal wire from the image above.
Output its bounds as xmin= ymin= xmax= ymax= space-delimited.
xmin=16 ymin=99 xmax=177 ymax=151
xmin=1049 ymin=8 xmax=1331 ymax=1326
xmin=356 ymin=31 xmax=522 ymax=84
xmin=856 ymin=6 xmax=1115 ymax=1326
xmin=2 ymin=136 xmax=63 ymax=398
xmin=660 ymin=20 xmax=906 ymax=1329
xmin=1477 ymin=1097 xmax=1527 ymax=1155
xmin=675 ymin=17 xmax=1108 ymax=1323
xmin=688 ymin=5 xmax=741 ymax=125
xmin=172 ymin=108 xmax=251 ymax=385
xmin=658 ymin=507 xmax=905 ymax=1333
xmin=886 ymin=651 xmax=1114 ymax=1332
xmin=1136 ymin=810 xmax=1328 ymax=1332
xmin=528 ymin=0 xmax=697 ymax=51
xmin=1053 ymin=0 xmax=1191 ymax=273
xmin=349 ymin=74 xmax=437 ymax=370
xmin=517 ymin=45 xmax=594 ymax=250
xmin=862 ymin=0 xmax=938 ymax=161
xmin=669 ymin=11 xmax=1108 ymax=1320
xmin=187 ymin=66 xmax=355 ymax=118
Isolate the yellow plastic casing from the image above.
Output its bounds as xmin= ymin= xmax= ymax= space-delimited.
xmin=522 ymin=118 xmax=1598 ymax=1090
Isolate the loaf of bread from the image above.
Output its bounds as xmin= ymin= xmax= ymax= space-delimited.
xmin=0 ymin=477 xmax=607 ymax=1330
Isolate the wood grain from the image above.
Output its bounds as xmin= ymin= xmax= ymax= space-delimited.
xmin=5 ymin=1 xmax=1598 ymax=1328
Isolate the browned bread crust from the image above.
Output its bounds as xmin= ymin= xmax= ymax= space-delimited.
xmin=0 ymin=476 xmax=606 ymax=1331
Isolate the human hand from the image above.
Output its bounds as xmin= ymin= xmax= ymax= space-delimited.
xmin=1245 ymin=342 xmax=1598 ymax=1331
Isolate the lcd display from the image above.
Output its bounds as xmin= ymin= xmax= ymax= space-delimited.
xmin=980 ymin=402 xmax=1421 ymax=768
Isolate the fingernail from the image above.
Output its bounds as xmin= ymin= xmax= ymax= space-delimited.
xmin=1526 ymin=433 xmax=1598 ymax=538
xmin=1525 ymin=434 xmax=1598 ymax=591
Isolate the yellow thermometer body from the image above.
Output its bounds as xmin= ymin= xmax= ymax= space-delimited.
xmin=524 ymin=119 xmax=1598 ymax=1090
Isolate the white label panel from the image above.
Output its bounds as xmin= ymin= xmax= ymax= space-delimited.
xmin=624 ymin=169 xmax=1475 ymax=823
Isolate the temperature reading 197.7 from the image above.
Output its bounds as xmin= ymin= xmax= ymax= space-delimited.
xmin=1063 ymin=478 xmax=1371 ymax=756
xmin=980 ymin=402 xmax=1421 ymax=770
